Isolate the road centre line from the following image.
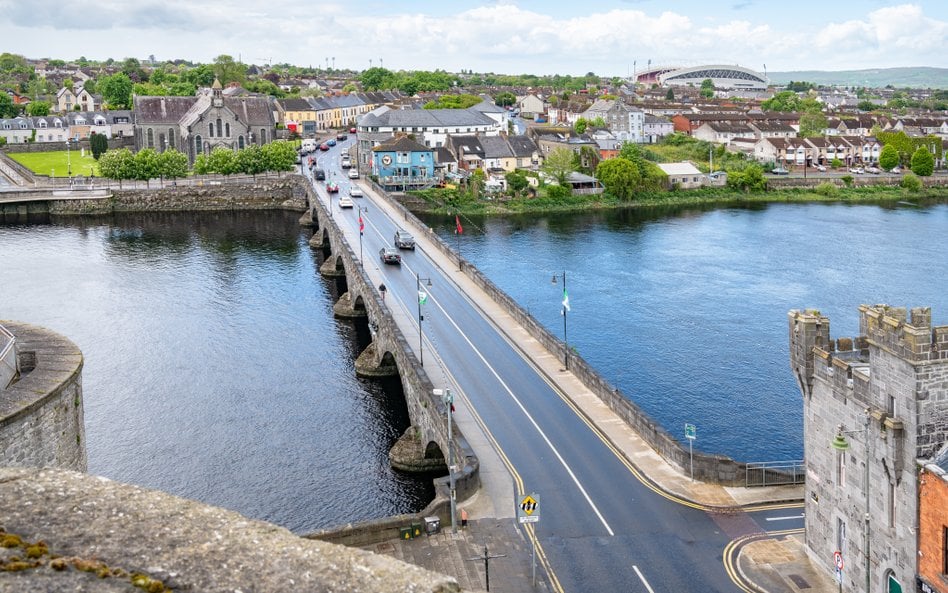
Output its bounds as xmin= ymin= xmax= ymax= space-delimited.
xmin=407 ymin=261 xmax=615 ymax=537
xmin=633 ymin=565 xmax=656 ymax=593
xmin=765 ymin=514 xmax=804 ymax=521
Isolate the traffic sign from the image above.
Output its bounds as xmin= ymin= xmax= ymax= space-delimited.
xmin=685 ymin=423 xmax=697 ymax=440
xmin=834 ymin=551 xmax=843 ymax=570
xmin=517 ymin=493 xmax=539 ymax=523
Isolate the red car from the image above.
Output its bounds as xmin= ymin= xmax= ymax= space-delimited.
xmin=326 ymin=181 xmax=339 ymax=193
xmin=349 ymin=127 xmax=357 ymax=134
xmin=319 ymin=143 xmax=330 ymax=151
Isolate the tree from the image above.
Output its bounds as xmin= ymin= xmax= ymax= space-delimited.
xmin=505 ymin=171 xmax=529 ymax=196
xmin=97 ymin=148 xmax=136 ymax=185
xmin=726 ymin=163 xmax=766 ymax=192
xmin=159 ymin=149 xmax=188 ymax=181
xmin=99 ymin=72 xmax=133 ymax=109
xmin=878 ymin=144 xmax=899 ymax=171
xmin=760 ymin=91 xmax=801 ymax=112
xmin=212 ymin=54 xmax=246 ymax=86
xmin=857 ymin=100 xmax=877 ymax=112
xmin=89 ymin=132 xmax=108 ymax=160
xmin=910 ymin=146 xmax=934 ymax=176
xmin=541 ymin=147 xmax=576 ymax=186
xmin=700 ymin=78 xmax=714 ymax=99
xmin=206 ymin=146 xmax=238 ymax=175
xmin=573 ymin=118 xmax=588 ymax=135
xmin=798 ymin=111 xmax=827 ymax=138
xmin=596 ymin=157 xmax=640 ymax=201
xmin=494 ymin=91 xmax=516 ymax=107
xmin=360 ymin=67 xmax=394 ymax=91
xmin=665 ymin=88 xmax=675 ymax=101
xmin=0 ymin=92 xmax=18 ymax=118
xmin=133 ymin=148 xmax=162 ymax=186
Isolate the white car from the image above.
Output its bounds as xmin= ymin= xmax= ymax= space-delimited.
xmin=348 ymin=168 xmax=359 ymax=179
xmin=338 ymin=196 xmax=354 ymax=209
xmin=349 ymin=186 xmax=364 ymax=198
xmin=815 ymin=164 xmax=826 ymax=172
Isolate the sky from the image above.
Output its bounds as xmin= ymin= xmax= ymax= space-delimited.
xmin=2 ymin=0 xmax=947 ymax=76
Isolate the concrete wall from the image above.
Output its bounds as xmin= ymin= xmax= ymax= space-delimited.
xmin=0 ymin=321 xmax=87 ymax=471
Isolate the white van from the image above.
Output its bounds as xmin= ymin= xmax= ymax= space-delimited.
xmin=301 ymin=139 xmax=317 ymax=153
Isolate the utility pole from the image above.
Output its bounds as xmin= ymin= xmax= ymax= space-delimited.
xmin=468 ymin=546 xmax=506 ymax=592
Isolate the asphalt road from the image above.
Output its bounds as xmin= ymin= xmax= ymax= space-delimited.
xmin=303 ymin=136 xmax=802 ymax=593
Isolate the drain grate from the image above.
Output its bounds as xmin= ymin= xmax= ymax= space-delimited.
xmin=787 ymin=574 xmax=811 ymax=589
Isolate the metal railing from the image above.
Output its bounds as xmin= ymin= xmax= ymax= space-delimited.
xmin=745 ymin=460 xmax=805 ymax=487
xmin=0 ymin=323 xmax=18 ymax=390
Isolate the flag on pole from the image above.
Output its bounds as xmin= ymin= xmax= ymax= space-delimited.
xmin=359 ymin=214 xmax=364 ymax=235
xmin=562 ymin=288 xmax=570 ymax=313
xmin=418 ymin=291 xmax=428 ymax=305
xmin=455 ymin=215 xmax=463 ymax=235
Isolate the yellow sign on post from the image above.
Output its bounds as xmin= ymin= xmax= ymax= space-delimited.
xmin=517 ymin=494 xmax=539 ymax=523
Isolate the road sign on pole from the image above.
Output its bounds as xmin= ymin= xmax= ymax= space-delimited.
xmin=517 ymin=493 xmax=539 ymax=523
xmin=834 ymin=551 xmax=843 ymax=570
xmin=685 ymin=423 xmax=696 ymax=481
xmin=684 ymin=423 xmax=697 ymax=440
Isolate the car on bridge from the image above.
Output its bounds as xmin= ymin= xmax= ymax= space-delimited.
xmin=770 ymin=167 xmax=789 ymax=175
xmin=326 ymin=181 xmax=339 ymax=193
xmin=379 ymin=247 xmax=401 ymax=265
xmin=394 ymin=229 xmax=415 ymax=250
xmin=349 ymin=186 xmax=364 ymax=198
xmin=348 ymin=168 xmax=359 ymax=179
xmin=338 ymin=196 xmax=354 ymax=209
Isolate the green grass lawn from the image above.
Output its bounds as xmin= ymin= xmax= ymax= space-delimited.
xmin=8 ymin=150 xmax=100 ymax=178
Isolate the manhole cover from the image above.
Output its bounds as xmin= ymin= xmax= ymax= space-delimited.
xmin=788 ymin=573 xmax=811 ymax=589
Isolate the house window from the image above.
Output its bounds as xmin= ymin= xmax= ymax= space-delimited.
xmin=194 ymin=134 xmax=202 ymax=154
xmin=168 ymin=129 xmax=175 ymax=150
xmin=216 ymin=118 xmax=222 ymax=137
xmin=146 ymin=128 xmax=154 ymax=148
xmin=225 ymin=123 xmax=230 ymax=137
xmin=259 ymin=128 xmax=267 ymax=143
xmin=238 ymin=135 xmax=245 ymax=149
xmin=209 ymin=123 xmax=214 ymax=138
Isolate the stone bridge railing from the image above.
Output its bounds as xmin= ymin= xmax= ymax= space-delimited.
xmin=295 ymin=179 xmax=478 ymax=543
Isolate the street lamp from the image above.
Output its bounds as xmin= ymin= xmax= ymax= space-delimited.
xmin=65 ymin=139 xmax=71 ymax=177
xmin=831 ymin=409 xmax=872 ymax=593
xmin=416 ymin=272 xmax=433 ymax=366
xmin=433 ymin=388 xmax=457 ymax=533
xmin=550 ymin=271 xmax=570 ymax=370
xmin=357 ymin=205 xmax=368 ymax=265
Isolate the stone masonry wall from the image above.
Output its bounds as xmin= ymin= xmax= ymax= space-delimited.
xmin=0 ymin=321 xmax=86 ymax=471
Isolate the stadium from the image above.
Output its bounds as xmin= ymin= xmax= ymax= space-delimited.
xmin=656 ymin=65 xmax=769 ymax=90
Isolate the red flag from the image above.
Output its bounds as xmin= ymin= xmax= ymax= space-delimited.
xmin=359 ymin=214 xmax=364 ymax=235
xmin=455 ymin=215 xmax=463 ymax=235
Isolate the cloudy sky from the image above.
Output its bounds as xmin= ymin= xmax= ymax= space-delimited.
xmin=3 ymin=0 xmax=946 ymax=75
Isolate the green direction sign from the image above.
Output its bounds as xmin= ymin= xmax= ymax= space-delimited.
xmin=684 ymin=423 xmax=697 ymax=440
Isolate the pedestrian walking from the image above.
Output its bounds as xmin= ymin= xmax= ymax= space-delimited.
xmin=379 ymin=283 xmax=387 ymax=302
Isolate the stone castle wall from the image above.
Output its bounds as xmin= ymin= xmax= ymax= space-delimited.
xmin=0 ymin=321 xmax=86 ymax=471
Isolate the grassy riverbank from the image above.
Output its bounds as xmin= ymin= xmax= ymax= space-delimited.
xmin=411 ymin=183 xmax=948 ymax=215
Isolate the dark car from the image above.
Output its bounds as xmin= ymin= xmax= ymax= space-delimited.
xmin=394 ymin=229 xmax=416 ymax=250
xmin=319 ymin=143 xmax=330 ymax=151
xmin=379 ymin=247 xmax=401 ymax=265
xmin=314 ymin=168 xmax=326 ymax=180
xmin=336 ymin=133 xmax=347 ymax=141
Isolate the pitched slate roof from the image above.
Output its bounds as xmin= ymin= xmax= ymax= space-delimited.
xmin=449 ymin=134 xmax=485 ymax=157
xmin=280 ymin=98 xmax=315 ymax=111
xmin=479 ymin=135 xmax=514 ymax=158
xmin=372 ymin=135 xmax=430 ymax=153
xmin=507 ymin=134 xmax=538 ymax=157
xmin=376 ymin=108 xmax=495 ymax=128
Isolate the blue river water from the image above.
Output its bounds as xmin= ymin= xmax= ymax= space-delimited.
xmin=1 ymin=200 xmax=945 ymax=532
xmin=421 ymin=201 xmax=948 ymax=462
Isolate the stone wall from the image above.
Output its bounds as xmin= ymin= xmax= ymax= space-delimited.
xmin=0 ymin=467 xmax=459 ymax=593
xmin=0 ymin=321 xmax=86 ymax=471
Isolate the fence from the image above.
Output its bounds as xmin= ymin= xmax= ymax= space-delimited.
xmin=745 ymin=460 xmax=805 ymax=486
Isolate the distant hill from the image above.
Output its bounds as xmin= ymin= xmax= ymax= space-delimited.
xmin=767 ymin=67 xmax=948 ymax=89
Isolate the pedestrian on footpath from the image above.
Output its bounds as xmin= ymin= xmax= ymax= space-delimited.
xmin=379 ymin=283 xmax=387 ymax=302
xmin=460 ymin=508 xmax=468 ymax=528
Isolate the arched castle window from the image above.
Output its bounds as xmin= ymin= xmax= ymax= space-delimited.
xmin=216 ymin=118 xmax=222 ymax=137
xmin=168 ymin=129 xmax=175 ymax=151
xmin=208 ymin=123 xmax=214 ymax=138
xmin=238 ymin=136 xmax=245 ymax=149
xmin=225 ymin=122 xmax=230 ymax=137
xmin=146 ymin=128 xmax=154 ymax=148
xmin=194 ymin=134 xmax=202 ymax=155
xmin=259 ymin=128 xmax=267 ymax=144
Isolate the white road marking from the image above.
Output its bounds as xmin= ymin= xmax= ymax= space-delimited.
xmin=765 ymin=514 xmax=805 ymax=522
xmin=633 ymin=565 xmax=655 ymax=593
xmin=408 ymin=263 xmax=615 ymax=537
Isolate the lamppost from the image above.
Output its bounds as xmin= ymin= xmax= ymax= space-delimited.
xmin=550 ymin=271 xmax=570 ymax=370
xmin=357 ymin=206 xmax=368 ymax=265
xmin=416 ymin=272 xmax=433 ymax=366
xmin=831 ymin=408 xmax=872 ymax=593
xmin=434 ymin=388 xmax=457 ymax=533
xmin=65 ymin=139 xmax=71 ymax=177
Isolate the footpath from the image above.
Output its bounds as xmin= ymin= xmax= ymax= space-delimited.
xmin=353 ymin=188 xmax=837 ymax=593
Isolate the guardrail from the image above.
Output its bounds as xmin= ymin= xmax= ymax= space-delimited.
xmin=0 ymin=323 xmax=18 ymax=389
xmin=745 ymin=460 xmax=805 ymax=486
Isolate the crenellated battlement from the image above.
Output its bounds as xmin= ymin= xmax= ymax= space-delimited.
xmin=859 ymin=304 xmax=948 ymax=363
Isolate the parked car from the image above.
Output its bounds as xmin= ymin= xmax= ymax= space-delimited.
xmin=326 ymin=181 xmax=339 ymax=193
xmin=349 ymin=186 xmax=364 ymax=198
xmin=314 ymin=168 xmax=326 ymax=181
xmin=770 ymin=167 xmax=789 ymax=175
xmin=865 ymin=166 xmax=881 ymax=174
xmin=394 ymin=229 xmax=416 ymax=250
xmin=348 ymin=168 xmax=359 ymax=179
xmin=319 ymin=143 xmax=330 ymax=151
xmin=849 ymin=167 xmax=864 ymax=174
xmin=341 ymin=160 xmax=352 ymax=170
xmin=379 ymin=247 xmax=401 ymax=265
xmin=891 ymin=166 xmax=902 ymax=174
xmin=338 ymin=196 xmax=354 ymax=208
xmin=336 ymin=133 xmax=347 ymax=141
xmin=814 ymin=164 xmax=826 ymax=172
xmin=327 ymin=139 xmax=337 ymax=147
xmin=349 ymin=127 xmax=357 ymax=134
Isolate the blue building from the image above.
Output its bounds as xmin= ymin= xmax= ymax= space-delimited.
xmin=371 ymin=135 xmax=437 ymax=190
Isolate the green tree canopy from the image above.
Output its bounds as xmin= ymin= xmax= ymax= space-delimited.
xmin=0 ymin=92 xmax=18 ymax=118
xmin=665 ymin=88 xmax=674 ymax=100
xmin=878 ymin=144 xmax=899 ymax=171
xmin=596 ymin=157 xmax=640 ymax=201
xmin=505 ymin=170 xmax=529 ymax=196
xmin=99 ymin=72 xmax=133 ymax=109
xmin=726 ymin=163 xmax=767 ymax=191
xmin=910 ymin=146 xmax=935 ymax=176
xmin=158 ymin=149 xmax=189 ymax=180
xmin=542 ymin=147 xmax=577 ymax=186
xmin=573 ymin=118 xmax=588 ymax=135
xmin=212 ymin=54 xmax=247 ymax=86
xmin=798 ymin=111 xmax=828 ymax=138
xmin=89 ymin=132 xmax=108 ymax=160
xmin=360 ymin=67 xmax=394 ymax=91
xmin=761 ymin=91 xmax=801 ymax=112
xmin=423 ymin=94 xmax=482 ymax=109
xmin=494 ymin=91 xmax=516 ymax=107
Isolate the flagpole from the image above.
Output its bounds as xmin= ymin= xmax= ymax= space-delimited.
xmin=562 ymin=271 xmax=568 ymax=370
xmin=455 ymin=214 xmax=462 ymax=271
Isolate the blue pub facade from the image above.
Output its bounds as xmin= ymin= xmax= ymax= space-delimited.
xmin=371 ymin=135 xmax=437 ymax=190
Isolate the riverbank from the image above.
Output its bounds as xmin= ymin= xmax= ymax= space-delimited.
xmin=411 ymin=183 xmax=948 ymax=216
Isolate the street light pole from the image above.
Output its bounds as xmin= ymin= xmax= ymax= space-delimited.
xmin=551 ymin=271 xmax=569 ymax=370
xmin=65 ymin=140 xmax=71 ymax=177
xmin=435 ymin=388 xmax=457 ymax=533
xmin=416 ymin=272 xmax=432 ymax=366
xmin=832 ymin=408 xmax=872 ymax=593
xmin=357 ymin=206 xmax=367 ymax=265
